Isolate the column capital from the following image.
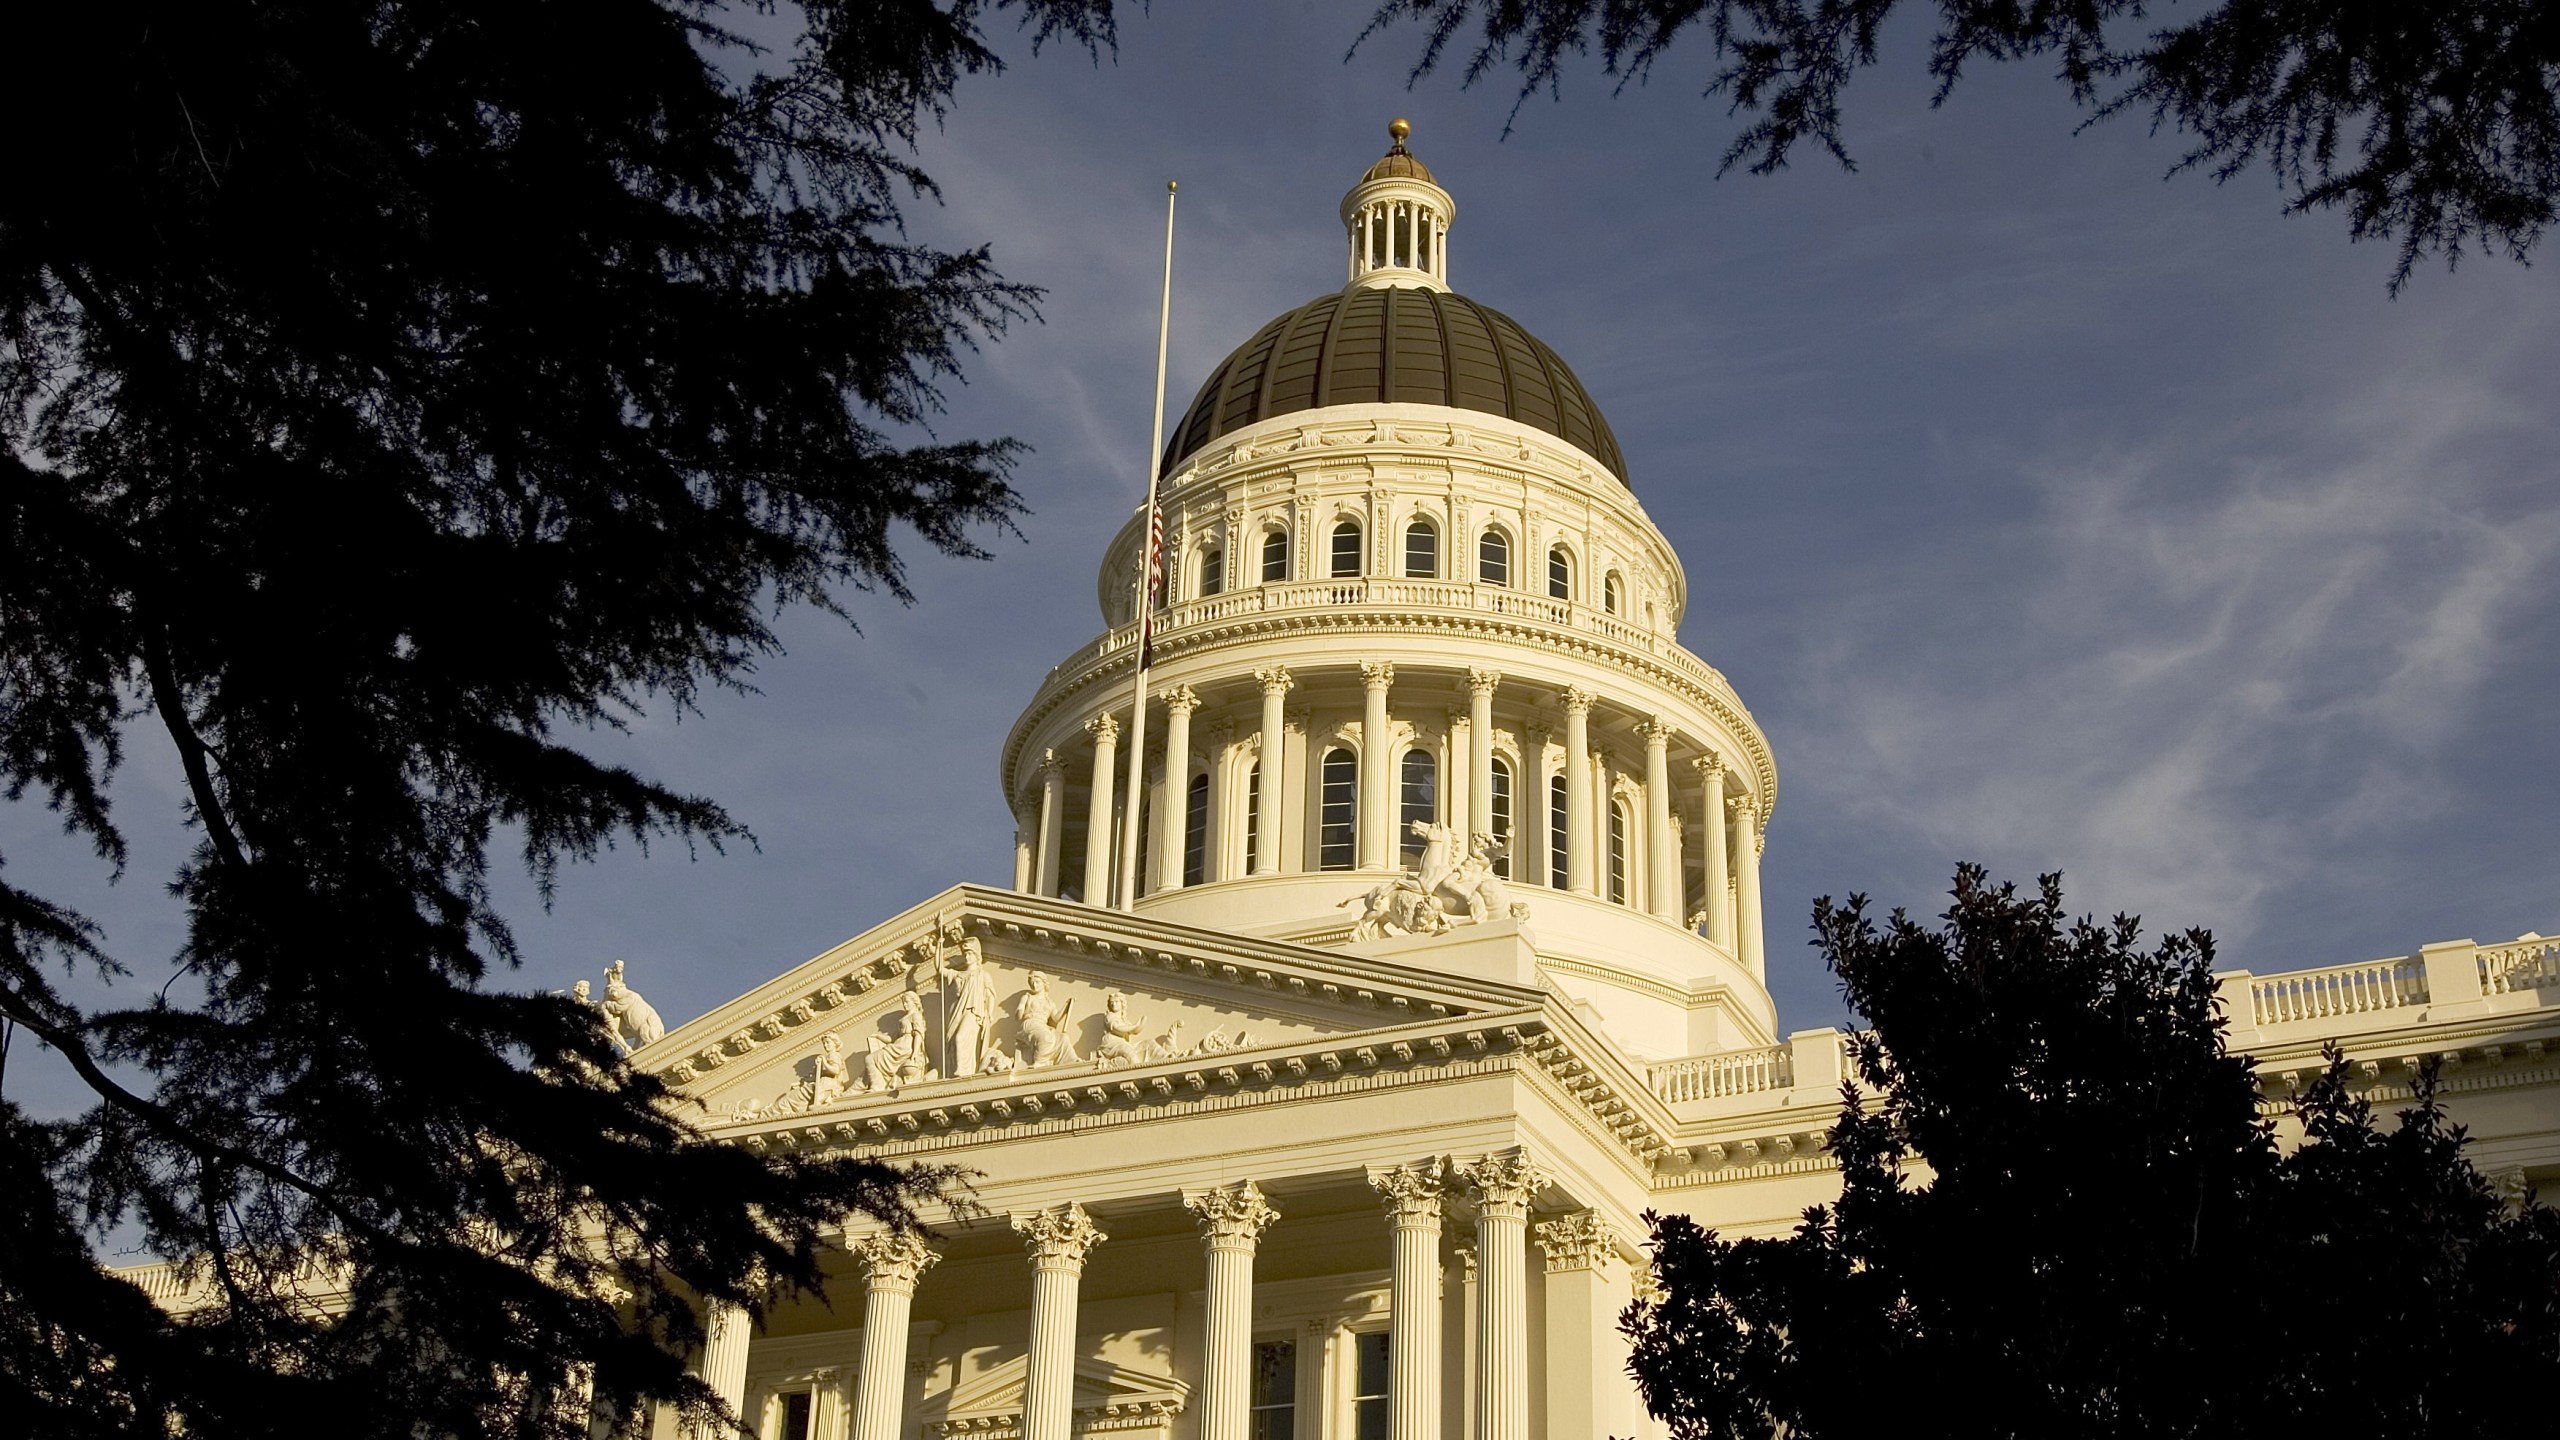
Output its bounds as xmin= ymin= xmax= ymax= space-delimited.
xmin=1254 ymin=666 xmax=1295 ymax=696
xmin=1560 ymin=686 xmax=1597 ymax=717
xmin=1727 ymin=794 xmax=1761 ymax=824
xmin=1163 ymin=685 xmax=1203 ymax=716
xmin=1204 ymin=718 xmax=1236 ymax=746
xmin=1085 ymin=713 xmax=1120 ymax=746
xmin=1360 ymin=659 xmax=1396 ymax=690
xmin=1460 ymin=1148 xmax=1548 ymax=1219
xmin=1691 ymin=752 xmax=1725 ymax=781
xmin=1184 ymin=1180 xmax=1281 ymax=1249
xmin=1038 ymin=748 xmax=1065 ymax=776
xmin=1532 ymin=1210 xmax=1619 ymax=1275
xmin=1639 ymin=718 xmax=1675 ymax=747
xmin=851 ymin=1230 xmax=941 ymax=1294
xmin=1013 ymin=1203 xmax=1107 ymax=1269
xmin=1465 ymin=667 xmax=1502 ymax=697
xmin=1366 ymin=1157 xmax=1451 ymax=1225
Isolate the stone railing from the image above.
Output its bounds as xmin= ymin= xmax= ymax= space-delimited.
xmin=2480 ymin=934 xmax=2560 ymax=996
xmin=2246 ymin=957 xmax=2429 ymax=1026
xmin=1650 ymin=1044 xmax=1792 ymax=1103
xmin=1051 ymin=579 xmax=1730 ymax=696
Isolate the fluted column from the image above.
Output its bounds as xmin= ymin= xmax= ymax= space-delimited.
xmin=1731 ymin=796 xmax=1765 ymax=981
xmin=1461 ymin=1151 xmax=1544 ymax=1440
xmin=1589 ymin=748 xmax=1614 ymax=900
xmin=1203 ymin=720 xmax=1235 ymax=882
xmin=1562 ymin=690 xmax=1595 ymax=895
xmin=1081 ymin=715 xmax=1119 ymax=906
xmin=1156 ymin=687 xmax=1201 ymax=894
xmin=1525 ymin=722 xmax=1553 ymax=888
xmin=1013 ymin=805 xmax=1035 ymax=893
xmin=1361 ymin=661 xmax=1396 ymax=869
xmin=1254 ymin=668 xmax=1292 ymax=875
xmin=1467 ymin=670 xmax=1500 ymax=841
xmin=696 ymin=1296 xmax=753 ymax=1438
xmin=849 ymin=1233 xmax=939 ymax=1440
xmin=1641 ymin=721 xmax=1679 ymax=922
xmin=1036 ymin=751 xmax=1067 ymax=898
xmin=1185 ymin=1183 xmax=1281 ymax=1440
xmin=1694 ymin=756 xmax=1729 ymax=943
xmin=1014 ymin=1205 xmax=1106 ymax=1440
xmin=1368 ymin=1160 xmax=1450 ymax=1440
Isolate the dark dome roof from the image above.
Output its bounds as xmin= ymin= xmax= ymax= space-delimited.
xmin=1159 ymin=288 xmax=1630 ymax=485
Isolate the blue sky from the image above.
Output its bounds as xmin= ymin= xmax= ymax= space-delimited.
xmin=8 ymin=4 xmax=2557 ymax=1114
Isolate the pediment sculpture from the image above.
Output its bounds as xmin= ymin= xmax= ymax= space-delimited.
xmin=576 ymin=959 xmax=667 ymax=1054
xmin=1342 ymin=822 xmax=1532 ymax=941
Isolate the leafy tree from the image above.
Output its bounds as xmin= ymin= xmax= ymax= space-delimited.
xmin=1363 ymin=0 xmax=2560 ymax=288
xmin=1625 ymin=866 xmax=2560 ymax=1439
xmin=1 ymin=2 xmax=1115 ymax=1436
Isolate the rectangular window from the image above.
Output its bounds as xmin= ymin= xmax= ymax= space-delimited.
xmin=1201 ymin=547 xmax=1224 ymax=597
xmin=1244 ymin=762 xmax=1261 ymax=868
xmin=1330 ymin=524 xmax=1363 ymax=579
xmin=1404 ymin=524 xmax=1437 ymax=579
xmin=1263 ymin=532 xmax=1289 ymax=583
xmin=1319 ymin=750 xmax=1357 ymax=871
xmin=1398 ymin=751 xmax=1436 ymax=862
xmin=1352 ymin=1332 xmax=1390 ymax=1440
xmin=1608 ymin=802 xmax=1629 ymax=905
xmin=774 ymin=1389 xmax=815 ymax=1440
xmin=1489 ymin=758 xmax=1513 ymax=880
xmin=1184 ymin=772 xmax=1209 ymax=887
xmin=1251 ymin=1339 xmax=1297 ymax=1440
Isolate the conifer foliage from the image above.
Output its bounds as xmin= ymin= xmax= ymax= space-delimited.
xmin=0 ymin=3 xmax=1114 ymax=1436
xmin=1624 ymin=867 xmax=2560 ymax=1439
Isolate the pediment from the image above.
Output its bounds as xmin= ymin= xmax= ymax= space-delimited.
xmin=932 ymin=1353 xmax=1187 ymax=1431
xmin=641 ymin=885 xmax=1543 ymax=1127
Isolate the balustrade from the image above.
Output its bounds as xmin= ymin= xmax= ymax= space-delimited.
xmin=1650 ymin=1045 xmax=1792 ymax=1102
xmin=2480 ymin=935 xmax=2560 ymax=996
xmin=2250 ymin=959 xmax=2427 ymax=1025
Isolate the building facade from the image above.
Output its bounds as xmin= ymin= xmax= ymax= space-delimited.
xmin=132 ymin=125 xmax=2560 ymax=1440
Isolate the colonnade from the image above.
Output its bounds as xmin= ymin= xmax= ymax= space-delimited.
xmin=690 ymin=1154 xmax=1619 ymax=1440
xmin=1011 ymin=664 xmax=1768 ymax=976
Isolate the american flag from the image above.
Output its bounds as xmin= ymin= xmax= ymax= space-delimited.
xmin=1137 ymin=504 xmax=1165 ymax=668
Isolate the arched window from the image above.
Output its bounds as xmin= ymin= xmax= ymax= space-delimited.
xmin=1243 ymin=762 xmax=1261 ymax=866
xmin=1603 ymin=572 xmax=1624 ymax=615
xmin=1399 ymin=749 xmax=1437 ymax=861
xmin=1478 ymin=528 xmax=1510 ymax=586
xmin=1330 ymin=522 xmax=1364 ymax=579
xmin=1262 ymin=530 xmax=1289 ymax=583
xmin=1183 ymin=772 xmax=1209 ymax=887
xmin=1199 ymin=546 xmax=1223 ymax=598
xmin=1404 ymin=519 xmax=1438 ymax=579
xmin=1319 ymin=749 xmax=1358 ymax=870
xmin=1548 ymin=775 xmax=1569 ymax=889
xmin=1607 ymin=801 xmax=1630 ymax=905
xmin=1548 ymin=545 xmax=1572 ymax=601
xmin=1488 ymin=756 xmax=1513 ymax=879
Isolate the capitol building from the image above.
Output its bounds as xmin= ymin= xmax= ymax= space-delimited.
xmin=143 ymin=127 xmax=2558 ymax=1440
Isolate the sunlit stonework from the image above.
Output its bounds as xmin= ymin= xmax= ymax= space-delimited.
xmin=127 ymin=123 xmax=2560 ymax=1440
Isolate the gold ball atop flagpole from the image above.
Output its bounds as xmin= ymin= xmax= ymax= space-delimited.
xmin=1167 ymin=180 xmax=1178 ymax=192
xmin=1389 ymin=118 xmax=1411 ymax=144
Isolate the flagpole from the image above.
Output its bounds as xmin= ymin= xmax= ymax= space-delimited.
xmin=1116 ymin=180 xmax=1178 ymax=911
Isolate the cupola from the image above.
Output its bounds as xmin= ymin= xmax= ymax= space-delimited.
xmin=1342 ymin=119 xmax=1453 ymax=291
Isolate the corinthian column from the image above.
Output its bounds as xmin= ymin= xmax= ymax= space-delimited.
xmin=1467 ymin=670 xmax=1500 ymax=841
xmin=1185 ymin=1183 xmax=1281 ymax=1440
xmin=1535 ymin=1211 xmax=1631 ymax=1440
xmin=1013 ymin=803 xmax=1035 ymax=893
xmin=1082 ymin=715 xmax=1120 ymax=906
xmin=1561 ymin=690 xmax=1596 ymax=895
xmin=1253 ymin=668 xmax=1292 ymax=875
xmin=1361 ymin=661 xmax=1396 ymax=869
xmin=1461 ymin=1150 xmax=1546 ymax=1440
xmin=1641 ymin=720 xmax=1679 ymax=922
xmin=1013 ymin=1205 xmax=1107 ymax=1440
xmin=1730 ymin=796 xmax=1765 ymax=981
xmin=696 ymin=1296 xmax=754 ymax=1439
xmin=1367 ymin=1160 xmax=1450 ymax=1440
xmin=1155 ymin=687 xmax=1202 ymax=894
xmin=1036 ymin=751 xmax=1066 ymax=898
xmin=849 ymin=1233 xmax=939 ymax=1440
xmin=1693 ymin=756 xmax=1729 ymax=944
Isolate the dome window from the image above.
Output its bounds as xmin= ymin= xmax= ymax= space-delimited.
xmin=1330 ymin=522 xmax=1364 ymax=579
xmin=1548 ymin=776 xmax=1570 ymax=888
xmin=1261 ymin=530 xmax=1289 ymax=583
xmin=1489 ymin=755 xmax=1513 ymax=878
xmin=1183 ymin=772 xmax=1209 ymax=887
xmin=1604 ymin=571 xmax=1624 ymax=615
xmin=1404 ymin=520 xmax=1438 ymax=579
xmin=1399 ymin=749 xmax=1438 ymax=860
xmin=1319 ymin=749 xmax=1358 ymax=870
xmin=1548 ymin=545 xmax=1572 ymax=601
xmin=1608 ymin=799 xmax=1631 ymax=905
xmin=1478 ymin=528 xmax=1511 ymax=586
xmin=1199 ymin=545 xmax=1223 ymax=598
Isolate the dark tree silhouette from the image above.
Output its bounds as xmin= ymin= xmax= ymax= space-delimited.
xmin=0 ymin=3 xmax=1115 ymax=1436
xmin=1363 ymin=0 xmax=2560 ymax=288
xmin=1625 ymin=866 xmax=2560 ymax=1439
